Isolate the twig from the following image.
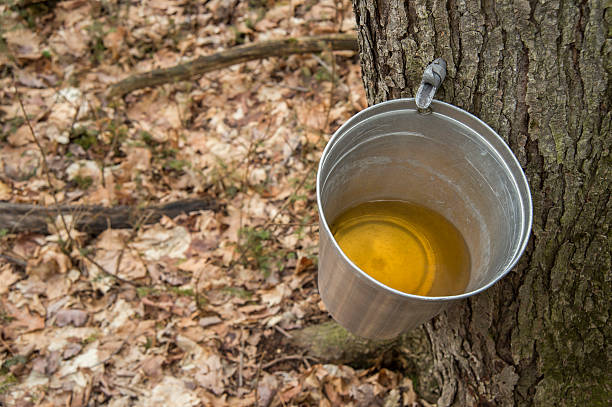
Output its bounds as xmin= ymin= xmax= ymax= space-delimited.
xmin=140 ymin=297 xmax=185 ymax=315
xmin=254 ymin=350 xmax=266 ymax=407
xmin=274 ymin=325 xmax=293 ymax=339
xmin=0 ymin=335 xmax=15 ymax=356
xmin=11 ymin=74 xmax=75 ymax=248
xmin=240 ymin=123 xmax=267 ymax=208
xmin=113 ymin=208 xmax=155 ymax=282
xmin=81 ymin=251 xmax=143 ymax=287
xmin=262 ymin=354 xmax=318 ymax=370
xmin=312 ymin=54 xmax=340 ymax=85
xmin=238 ymin=328 xmax=245 ymax=388
xmin=263 ymin=162 xmax=317 ymax=229
xmin=265 ymin=222 xmax=317 ymax=227
xmin=194 ymin=267 xmax=207 ymax=313
xmin=303 ymin=355 xmax=312 ymax=370
xmin=265 ymin=82 xmax=309 ymax=92
xmin=224 ymin=115 xmax=274 ymax=274
xmin=114 ymin=384 xmax=145 ymax=397
xmin=323 ymin=49 xmax=337 ymax=134
xmin=108 ymin=34 xmax=357 ymax=98
xmin=0 ymin=253 xmax=27 ymax=268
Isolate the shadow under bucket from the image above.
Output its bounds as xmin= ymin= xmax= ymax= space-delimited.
xmin=316 ymin=99 xmax=532 ymax=339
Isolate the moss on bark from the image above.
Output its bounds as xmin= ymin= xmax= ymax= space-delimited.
xmin=291 ymin=322 xmax=440 ymax=401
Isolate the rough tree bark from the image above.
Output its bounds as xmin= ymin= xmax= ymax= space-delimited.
xmin=351 ymin=0 xmax=610 ymax=406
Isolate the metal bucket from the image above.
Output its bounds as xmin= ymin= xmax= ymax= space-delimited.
xmin=316 ymin=98 xmax=532 ymax=339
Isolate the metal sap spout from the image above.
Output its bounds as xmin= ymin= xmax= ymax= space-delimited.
xmin=415 ymin=58 xmax=447 ymax=110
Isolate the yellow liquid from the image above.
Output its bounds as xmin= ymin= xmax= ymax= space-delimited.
xmin=331 ymin=200 xmax=470 ymax=296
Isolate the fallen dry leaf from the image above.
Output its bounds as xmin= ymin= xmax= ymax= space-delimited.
xmin=95 ymin=298 xmax=136 ymax=333
xmin=131 ymin=225 xmax=191 ymax=261
xmin=49 ymin=27 xmax=89 ymax=57
xmin=0 ymin=264 xmax=21 ymax=295
xmin=32 ymin=351 xmax=61 ymax=375
xmin=95 ymin=229 xmax=130 ymax=251
xmin=56 ymin=309 xmax=89 ymax=327
xmin=1 ymin=147 xmax=40 ymax=181
xmin=121 ymin=146 xmax=152 ymax=174
xmin=57 ymin=345 xmax=103 ymax=378
xmin=4 ymin=28 xmax=42 ymax=59
xmin=194 ymin=356 xmax=224 ymax=395
xmin=176 ymin=335 xmax=229 ymax=396
xmin=0 ymin=179 xmax=12 ymax=201
xmin=257 ymin=372 xmax=279 ymax=407
xmin=104 ymin=26 xmax=127 ymax=58
xmin=66 ymin=160 xmax=102 ymax=185
xmin=141 ymin=355 xmax=165 ymax=378
xmin=198 ymin=316 xmax=222 ymax=328
xmin=63 ymin=343 xmax=83 ymax=359
xmin=92 ymin=230 xmax=148 ymax=284
xmin=2 ymin=301 xmax=45 ymax=336
xmin=56 ymin=0 xmax=93 ymax=26
xmin=7 ymin=125 xmax=33 ymax=147
xmin=260 ymin=283 xmax=292 ymax=306
xmin=29 ymin=243 xmax=72 ymax=278
xmin=17 ymin=70 xmax=47 ymax=88
xmin=400 ymin=376 xmax=418 ymax=405
xmin=139 ymin=376 xmax=200 ymax=407
xmin=294 ymin=256 xmax=314 ymax=274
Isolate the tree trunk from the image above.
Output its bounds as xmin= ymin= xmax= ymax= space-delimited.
xmin=352 ymin=0 xmax=610 ymax=406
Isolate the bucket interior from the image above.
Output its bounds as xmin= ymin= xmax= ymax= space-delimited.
xmin=318 ymin=103 xmax=529 ymax=295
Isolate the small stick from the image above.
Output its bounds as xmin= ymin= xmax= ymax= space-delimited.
xmin=113 ymin=210 xmax=153 ymax=284
xmin=253 ymin=350 xmax=266 ymax=407
xmin=238 ymin=328 xmax=245 ymax=388
xmin=0 ymin=253 xmax=27 ymax=268
xmin=274 ymin=325 xmax=293 ymax=339
xmin=11 ymin=75 xmax=75 ymax=248
xmin=262 ymin=354 xmax=318 ymax=370
xmin=264 ymin=82 xmax=309 ymax=92
xmin=0 ymin=335 xmax=15 ymax=356
xmin=82 ymin=251 xmax=143 ymax=287
xmin=263 ymin=162 xmax=317 ymax=229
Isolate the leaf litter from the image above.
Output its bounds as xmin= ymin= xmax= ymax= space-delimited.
xmin=0 ymin=0 xmax=429 ymax=406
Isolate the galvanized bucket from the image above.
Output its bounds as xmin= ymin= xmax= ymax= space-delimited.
xmin=316 ymin=98 xmax=532 ymax=339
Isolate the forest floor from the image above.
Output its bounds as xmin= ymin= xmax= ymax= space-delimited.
xmin=0 ymin=1 xmax=431 ymax=406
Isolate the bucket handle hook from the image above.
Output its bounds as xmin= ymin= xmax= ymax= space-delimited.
xmin=415 ymin=58 xmax=447 ymax=111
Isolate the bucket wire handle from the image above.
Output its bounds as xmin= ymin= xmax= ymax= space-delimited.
xmin=415 ymin=58 xmax=447 ymax=111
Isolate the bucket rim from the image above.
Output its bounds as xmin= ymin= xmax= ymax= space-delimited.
xmin=316 ymin=98 xmax=533 ymax=302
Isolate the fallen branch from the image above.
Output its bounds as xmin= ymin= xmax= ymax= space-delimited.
xmin=0 ymin=198 xmax=219 ymax=235
xmin=108 ymin=34 xmax=358 ymax=98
